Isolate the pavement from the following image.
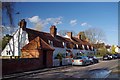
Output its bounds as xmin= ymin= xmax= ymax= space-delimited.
xmin=2 ymin=57 xmax=104 ymax=79
xmin=16 ymin=59 xmax=118 ymax=78
xmin=2 ymin=65 xmax=71 ymax=79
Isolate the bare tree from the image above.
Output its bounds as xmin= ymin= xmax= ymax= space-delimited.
xmin=2 ymin=2 xmax=15 ymax=34
xmin=0 ymin=2 xmax=2 ymax=24
xmin=84 ymin=27 xmax=106 ymax=44
xmin=0 ymin=2 xmax=2 ymax=34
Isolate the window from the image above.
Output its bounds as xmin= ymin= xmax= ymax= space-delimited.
xmin=87 ymin=45 xmax=89 ymax=50
xmin=48 ymin=40 xmax=53 ymax=46
xmin=63 ymin=42 xmax=66 ymax=47
xmin=82 ymin=45 xmax=84 ymax=49
xmin=51 ymin=41 xmax=53 ymax=46
xmin=48 ymin=40 xmax=51 ymax=44
xmin=6 ymin=51 xmax=9 ymax=55
xmin=77 ymin=53 xmax=79 ymax=55
xmin=63 ymin=42 xmax=65 ymax=46
xmin=6 ymin=50 xmax=10 ymax=55
xmin=66 ymin=51 xmax=68 ymax=56
xmin=91 ymin=46 xmax=93 ymax=50
xmin=76 ymin=44 xmax=78 ymax=49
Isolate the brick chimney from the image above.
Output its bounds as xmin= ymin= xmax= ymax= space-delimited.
xmin=18 ymin=19 xmax=27 ymax=30
xmin=77 ymin=34 xmax=82 ymax=40
xmin=77 ymin=32 xmax=86 ymax=40
xmin=50 ymin=25 xmax=57 ymax=37
xmin=67 ymin=32 xmax=72 ymax=39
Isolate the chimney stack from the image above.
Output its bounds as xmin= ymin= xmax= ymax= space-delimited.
xmin=77 ymin=34 xmax=81 ymax=40
xmin=50 ymin=25 xmax=57 ymax=37
xmin=18 ymin=19 xmax=27 ymax=30
xmin=67 ymin=32 xmax=72 ymax=39
xmin=77 ymin=32 xmax=86 ymax=40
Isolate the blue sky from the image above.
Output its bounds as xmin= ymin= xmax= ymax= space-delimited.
xmin=3 ymin=2 xmax=118 ymax=45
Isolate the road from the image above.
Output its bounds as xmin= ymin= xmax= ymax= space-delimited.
xmin=17 ymin=59 xmax=119 ymax=78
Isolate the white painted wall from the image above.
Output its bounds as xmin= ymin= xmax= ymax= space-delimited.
xmin=1 ymin=28 xmax=29 ymax=56
xmin=53 ymin=59 xmax=60 ymax=66
xmin=115 ymin=47 xmax=120 ymax=53
xmin=52 ymin=47 xmax=71 ymax=66
xmin=52 ymin=46 xmax=95 ymax=66
xmin=52 ymin=47 xmax=66 ymax=59
xmin=107 ymin=49 xmax=110 ymax=52
xmin=72 ymin=49 xmax=80 ymax=56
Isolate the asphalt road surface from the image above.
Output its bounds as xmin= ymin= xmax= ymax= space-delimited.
xmin=17 ymin=59 xmax=119 ymax=78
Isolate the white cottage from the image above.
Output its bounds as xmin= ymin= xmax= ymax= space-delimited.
xmin=1 ymin=19 xmax=29 ymax=57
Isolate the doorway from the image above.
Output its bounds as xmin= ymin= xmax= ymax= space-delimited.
xmin=43 ymin=50 xmax=47 ymax=67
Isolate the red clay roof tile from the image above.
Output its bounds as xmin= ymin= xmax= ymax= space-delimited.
xmin=23 ymin=28 xmax=92 ymax=50
xmin=22 ymin=36 xmax=54 ymax=51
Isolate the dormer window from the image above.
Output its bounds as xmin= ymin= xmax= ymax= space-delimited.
xmin=48 ymin=40 xmax=51 ymax=44
xmin=62 ymin=42 xmax=66 ymax=48
xmin=76 ymin=44 xmax=78 ymax=49
xmin=48 ymin=40 xmax=53 ymax=46
xmin=51 ymin=41 xmax=53 ymax=46
xmin=63 ymin=42 xmax=65 ymax=46
xmin=82 ymin=45 xmax=84 ymax=49
xmin=87 ymin=45 xmax=89 ymax=50
xmin=91 ymin=46 xmax=93 ymax=50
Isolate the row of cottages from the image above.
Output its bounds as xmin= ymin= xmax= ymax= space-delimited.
xmin=1 ymin=19 xmax=95 ymax=68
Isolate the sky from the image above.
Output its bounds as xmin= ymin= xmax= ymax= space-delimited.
xmin=2 ymin=2 xmax=118 ymax=45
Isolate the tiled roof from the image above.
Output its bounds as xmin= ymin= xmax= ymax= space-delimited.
xmin=71 ymin=37 xmax=92 ymax=50
xmin=22 ymin=36 xmax=54 ymax=51
xmin=56 ymin=35 xmax=74 ymax=49
xmin=72 ymin=37 xmax=83 ymax=44
xmin=26 ymin=28 xmax=64 ymax=48
xmin=26 ymin=28 xmax=53 ymax=41
xmin=23 ymin=28 xmax=92 ymax=50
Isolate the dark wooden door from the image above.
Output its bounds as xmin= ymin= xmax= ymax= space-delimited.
xmin=43 ymin=50 xmax=47 ymax=67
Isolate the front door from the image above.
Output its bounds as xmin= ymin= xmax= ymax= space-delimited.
xmin=43 ymin=50 xmax=47 ymax=67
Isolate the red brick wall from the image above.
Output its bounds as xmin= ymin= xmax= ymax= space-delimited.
xmin=2 ymin=49 xmax=54 ymax=75
xmin=2 ymin=58 xmax=44 ymax=75
xmin=21 ymin=50 xmax=40 ymax=58
xmin=46 ymin=51 xmax=53 ymax=67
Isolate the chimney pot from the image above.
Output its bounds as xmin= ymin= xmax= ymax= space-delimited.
xmin=67 ymin=32 xmax=72 ymax=39
xmin=50 ymin=25 xmax=57 ymax=37
xmin=77 ymin=32 xmax=86 ymax=40
xmin=18 ymin=19 xmax=27 ymax=30
xmin=77 ymin=35 xmax=81 ymax=40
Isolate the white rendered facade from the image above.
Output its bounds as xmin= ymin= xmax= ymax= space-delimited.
xmin=1 ymin=28 xmax=29 ymax=56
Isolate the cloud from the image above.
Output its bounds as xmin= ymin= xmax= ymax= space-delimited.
xmin=28 ymin=16 xmax=43 ymax=31
xmin=28 ymin=16 xmax=40 ymax=23
xmin=46 ymin=16 xmax=63 ymax=26
xmin=70 ymin=19 xmax=77 ymax=26
xmin=80 ymin=22 xmax=91 ymax=27
xmin=81 ymin=22 xmax=87 ymax=26
xmin=34 ymin=22 xmax=43 ymax=31
xmin=28 ymin=16 xmax=63 ymax=31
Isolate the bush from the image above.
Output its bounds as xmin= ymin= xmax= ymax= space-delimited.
xmin=57 ymin=53 xmax=62 ymax=58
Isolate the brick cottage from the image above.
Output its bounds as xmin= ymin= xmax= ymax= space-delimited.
xmin=1 ymin=19 xmax=95 ymax=75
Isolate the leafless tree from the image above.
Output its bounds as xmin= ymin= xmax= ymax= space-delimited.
xmin=0 ymin=2 xmax=2 ymax=39
xmin=84 ymin=27 xmax=106 ymax=44
xmin=2 ymin=2 xmax=15 ymax=33
xmin=0 ymin=2 xmax=1 ymax=22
